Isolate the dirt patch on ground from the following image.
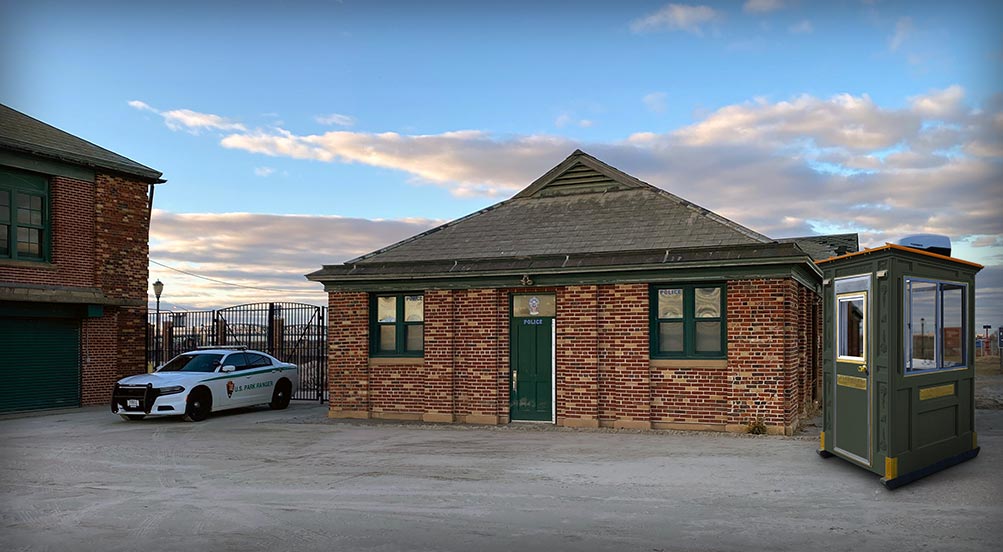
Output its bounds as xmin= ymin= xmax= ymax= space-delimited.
xmin=976 ymin=356 xmax=1003 ymax=409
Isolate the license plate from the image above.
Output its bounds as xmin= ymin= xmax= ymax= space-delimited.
xmin=127 ymin=399 xmax=139 ymax=408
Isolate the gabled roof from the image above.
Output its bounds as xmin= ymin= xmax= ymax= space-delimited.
xmin=0 ymin=104 xmax=163 ymax=182
xmin=344 ymin=150 xmax=772 ymax=265
xmin=777 ymin=233 xmax=859 ymax=261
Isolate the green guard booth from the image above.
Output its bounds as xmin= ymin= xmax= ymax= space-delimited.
xmin=817 ymin=244 xmax=982 ymax=489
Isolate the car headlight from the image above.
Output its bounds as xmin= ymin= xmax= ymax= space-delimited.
xmin=158 ymin=386 xmax=185 ymax=396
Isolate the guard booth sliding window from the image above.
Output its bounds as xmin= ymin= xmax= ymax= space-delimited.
xmin=904 ymin=278 xmax=966 ymax=373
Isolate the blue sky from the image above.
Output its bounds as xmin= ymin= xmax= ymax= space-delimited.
xmin=2 ymin=0 xmax=1001 ymax=325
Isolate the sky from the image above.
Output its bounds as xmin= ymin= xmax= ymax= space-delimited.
xmin=1 ymin=0 xmax=1001 ymax=329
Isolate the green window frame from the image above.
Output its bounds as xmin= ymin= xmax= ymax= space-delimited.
xmin=370 ymin=293 xmax=424 ymax=357
xmin=0 ymin=167 xmax=50 ymax=262
xmin=650 ymin=284 xmax=727 ymax=359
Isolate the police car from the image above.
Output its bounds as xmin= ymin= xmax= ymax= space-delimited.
xmin=111 ymin=347 xmax=298 ymax=422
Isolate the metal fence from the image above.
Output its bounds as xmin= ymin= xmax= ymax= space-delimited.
xmin=147 ymin=302 xmax=327 ymax=401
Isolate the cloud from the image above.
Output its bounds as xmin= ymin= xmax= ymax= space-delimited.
xmin=254 ymin=167 xmax=275 ymax=177
xmin=889 ymin=16 xmax=913 ymax=51
xmin=643 ymin=92 xmax=669 ymax=114
xmin=788 ymin=20 xmax=813 ymax=34
xmin=149 ymin=210 xmax=439 ymax=310
xmin=147 ymin=86 xmax=1002 ymax=324
xmin=743 ymin=0 xmax=784 ymax=13
xmin=220 ymin=127 xmax=573 ymax=197
xmin=630 ymin=3 xmax=719 ymax=35
xmin=316 ymin=113 xmax=356 ymax=127
xmin=128 ymin=100 xmax=245 ymax=134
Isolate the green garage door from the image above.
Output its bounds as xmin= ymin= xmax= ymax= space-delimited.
xmin=0 ymin=317 xmax=81 ymax=413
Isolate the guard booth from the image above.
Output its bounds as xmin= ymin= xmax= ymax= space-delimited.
xmin=817 ymin=244 xmax=982 ymax=488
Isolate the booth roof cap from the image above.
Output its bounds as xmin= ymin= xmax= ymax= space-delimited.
xmin=815 ymin=243 xmax=983 ymax=269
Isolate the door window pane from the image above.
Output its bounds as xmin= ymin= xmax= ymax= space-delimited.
xmin=657 ymin=289 xmax=683 ymax=318
xmin=0 ymin=190 xmax=8 ymax=222
xmin=909 ymin=282 xmax=936 ymax=367
xmin=658 ymin=321 xmax=684 ymax=352
xmin=377 ymin=296 xmax=397 ymax=322
xmin=838 ymin=297 xmax=865 ymax=359
xmin=941 ymin=284 xmax=964 ymax=367
xmin=404 ymin=295 xmax=424 ymax=321
xmin=695 ymin=321 xmax=722 ymax=352
xmin=0 ymin=225 xmax=7 ymax=256
xmin=513 ymin=295 xmax=555 ymax=317
xmin=378 ymin=326 xmax=396 ymax=352
xmin=405 ymin=325 xmax=423 ymax=352
xmin=695 ymin=288 xmax=721 ymax=318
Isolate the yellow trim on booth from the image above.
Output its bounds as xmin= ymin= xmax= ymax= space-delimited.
xmin=820 ymin=431 xmax=826 ymax=450
xmin=919 ymin=383 xmax=955 ymax=401
xmin=885 ymin=456 xmax=898 ymax=479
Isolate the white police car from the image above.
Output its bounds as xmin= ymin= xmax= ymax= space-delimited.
xmin=111 ymin=347 xmax=298 ymax=422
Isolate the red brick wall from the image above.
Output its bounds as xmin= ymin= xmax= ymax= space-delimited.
xmin=556 ymin=285 xmax=599 ymax=426
xmin=327 ymin=277 xmax=820 ymax=433
xmin=597 ymin=284 xmax=651 ymax=428
xmin=328 ymin=291 xmax=369 ymax=416
xmin=2 ymin=172 xmax=153 ymax=407
xmin=454 ymin=289 xmax=503 ymax=422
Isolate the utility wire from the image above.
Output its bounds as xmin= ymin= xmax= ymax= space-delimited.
xmin=149 ymin=258 xmax=309 ymax=293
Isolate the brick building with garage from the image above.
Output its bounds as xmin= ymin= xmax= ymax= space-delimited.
xmin=0 ymin=104 xmax=163 ymax=413
xmin=309 ymin=150 xmax=858 ymax=434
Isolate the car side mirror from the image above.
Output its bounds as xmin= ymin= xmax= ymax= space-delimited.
xmin=221 ymin=365 xmax=236 ymax=373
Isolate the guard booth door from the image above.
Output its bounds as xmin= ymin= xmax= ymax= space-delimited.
xmin=833 ymin=275 xmax=872 ymax=466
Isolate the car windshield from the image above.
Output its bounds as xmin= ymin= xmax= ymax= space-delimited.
xmin=158 ymin=353 xmax=223 ymax=373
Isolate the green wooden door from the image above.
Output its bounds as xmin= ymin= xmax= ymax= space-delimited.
xmin=510 ymin=295 xmax=554 ymax=422
xmin=833 ymin=277 xmax=871 ymax=465
xmin=0 ymin=317 xmax=81 ymax=413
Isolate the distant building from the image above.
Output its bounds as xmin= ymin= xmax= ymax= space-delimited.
xmin=0 ymin=104 xmax=163 ymax=412
xmin=309 ymin=150 xmax=856 ymax=434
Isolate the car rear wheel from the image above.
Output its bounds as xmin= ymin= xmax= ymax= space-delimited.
xmin=120 ymin=414 xmax=145 ymax=421
xmin=269 ymin=380 xmax=292 ymax=410
xmin=184 ymin=388 xmax=212 ymax=422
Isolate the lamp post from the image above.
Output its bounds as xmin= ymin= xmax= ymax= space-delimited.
xmin=153 ymin=279 xmax=164 ymax=367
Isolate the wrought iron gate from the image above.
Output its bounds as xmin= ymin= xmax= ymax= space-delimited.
xmin=147 ymin=302 xmax=327 ymax=401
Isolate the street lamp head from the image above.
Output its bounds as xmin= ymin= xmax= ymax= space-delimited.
xmin=153 ymin=279 xmax=164 ymax=299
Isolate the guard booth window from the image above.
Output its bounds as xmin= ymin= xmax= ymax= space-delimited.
xmin=905 ymin=278 xmax=967 ymax=373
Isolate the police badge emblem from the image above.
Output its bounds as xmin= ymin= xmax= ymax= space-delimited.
xmin=528 ymin=296 xmax=540 ymax=316
xmin=226 ymin=380 xmax=235 ymax=398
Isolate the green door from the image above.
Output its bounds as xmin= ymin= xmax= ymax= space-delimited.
xmin=833 ymin=277 xmax=871 ymax=465
xmin=510 ymin=294 xmax=554 ymax=422
xmin=0 ymin=317 xmax=81 ymax=413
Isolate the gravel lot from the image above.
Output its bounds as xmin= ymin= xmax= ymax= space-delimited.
xmin=2 ymin=403 xmax=1002 ymax=552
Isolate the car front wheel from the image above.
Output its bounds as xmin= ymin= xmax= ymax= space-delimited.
xmin=184 ymin=388 xmax=212 ymax=422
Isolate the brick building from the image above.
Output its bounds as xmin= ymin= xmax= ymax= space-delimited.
xmin=309 ymin=151 xmax=857 ymax=434
xmin=0 ymin=104 xmax=163 ymax=413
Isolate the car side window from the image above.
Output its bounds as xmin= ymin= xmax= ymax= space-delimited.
xmin=247 ymin=353 xmax=272 ymax=368
xmin=225 ymin=353 xmax=251 ymax=371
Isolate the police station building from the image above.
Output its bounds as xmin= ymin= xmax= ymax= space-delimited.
xmin=308 ymin=151 xmax=857 ymax=434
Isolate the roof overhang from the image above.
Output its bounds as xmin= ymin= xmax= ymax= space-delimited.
xmin=307 ymin=242 xmax=823 ymax=293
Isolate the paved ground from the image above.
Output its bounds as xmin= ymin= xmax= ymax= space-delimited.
xmin=2 ymin=404 xmax=1002 ymax=552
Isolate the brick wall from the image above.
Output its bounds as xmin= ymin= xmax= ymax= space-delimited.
xmin=327 ymin=278 xmax=820 ymax=433
xmin=1 ymin=171 xmax=153 ymax=407
xmin=328 ymin=291 xmax=369 ymax=417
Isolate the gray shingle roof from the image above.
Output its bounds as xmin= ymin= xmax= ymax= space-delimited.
xmin=348 ymin=150 xmax=771 ymax=265
xmin=0 ymin=104 xmax=163 ymax=182
xmin=777 ymin=233 xmax=859 ymax=261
